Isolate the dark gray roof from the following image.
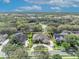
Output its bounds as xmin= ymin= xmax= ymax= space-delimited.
xmin=33 ymin=33 xmax=50 ymax=44
xmin=14 ymin=32 xmax=27 ymax=44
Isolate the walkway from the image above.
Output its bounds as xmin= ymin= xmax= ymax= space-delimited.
xmin=0 ymin=39 xmax=9 ymax=57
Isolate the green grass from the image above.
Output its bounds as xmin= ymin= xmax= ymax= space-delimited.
xmin=62 ymin=57 xmax=78 ymax=59
xmin=0 ymin=57 xmax=4 ymax=59
xmin=0 ymin=56 xmax=78 ymax=59
xmin=63 ymin=58 xmax=77 ymax=59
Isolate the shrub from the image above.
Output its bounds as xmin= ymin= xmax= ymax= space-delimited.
xmin=51 ymin=54 xmax=62 ymax=59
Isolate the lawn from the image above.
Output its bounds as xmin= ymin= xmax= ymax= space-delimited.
xmin=62 ymin=57 xmax=78 ymax=59
xmin=0 ymin=57 xmax=4 ymax=59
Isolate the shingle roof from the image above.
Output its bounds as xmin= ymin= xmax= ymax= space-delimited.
xmin=33 ymin=33 xmax=50 ymax=44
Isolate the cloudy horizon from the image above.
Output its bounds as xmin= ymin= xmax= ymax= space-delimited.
xmin=0 ymin=0 xmax=79 ymax=12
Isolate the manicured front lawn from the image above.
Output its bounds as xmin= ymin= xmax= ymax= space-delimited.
xmin=0 ymin=57 xmax=4 ymax=59
xmin=62 ymin=55 xmax=78 ymax=59
xmin=62 ymin=57 xmax=78 ymax=59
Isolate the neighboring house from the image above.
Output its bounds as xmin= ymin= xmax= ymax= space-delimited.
xmin=54 ymin=34 xmax=64 ymax=41
xmin=54 ymin=30 xmax=71 ymax=41
xmin=61 ymin=30 xmax=79 ymax=35
xmin=54 ymin=30 xmax=79 ymax=41
xmin=13 ymin=32 xmax=27 ymax=45
xmin=60 ymin=31 xmax=70 ymax=35
xmin=72 ymin=31 xmax=79 ymax=34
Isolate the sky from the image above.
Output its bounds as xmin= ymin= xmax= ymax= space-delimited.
xmin=0 ymin=0 xmax=79 ymax=12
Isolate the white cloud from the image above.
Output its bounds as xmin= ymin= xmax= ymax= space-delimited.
xmin=51 ymin=7 xmax=61 ymax=10
xmin=49 ymin=0 xmax=79 ymax=7
xmin=24 ymin=0 xmax=79 ymax=7
xmin=72 ymin=4 xmax=78 ymax=7
xmin=49 ymin=0 xmax=68 ymax=7
xmin=14 ymin=5 xmax=42 ymax=12
xmin=3 ymin=0 xmax=10 ymax=3
xmin=24 ymin=0 xmax=51 ymax=4
xmin=51 ymin=7 xmax=62 ymax=12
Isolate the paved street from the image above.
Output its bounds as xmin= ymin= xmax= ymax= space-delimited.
xmin=49 ymin=50 xmax=69 ymax=55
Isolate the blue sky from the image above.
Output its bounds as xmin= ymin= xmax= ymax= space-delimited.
xmin=0 ymin=0 xmax=79 ymax=12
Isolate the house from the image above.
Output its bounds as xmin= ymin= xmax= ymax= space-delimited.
xmin=54 ymin=31 xmax=71 ymax=42
xmin=13 ymin=32 xmax=27 ymax=45
xmin=60 ymin=31 xmax=71 ymax=35
xmin=72 ymin=31 xmax=79 ymax=34
xmin=33 ymin=33 xmax=50 ymax=44
xmin=54 ymin=34 xmax=64 ymax=41
xmin=54 ymin=30 xmax=79 ymax=42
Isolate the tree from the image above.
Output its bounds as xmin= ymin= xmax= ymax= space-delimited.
xmin=62 ymin=42 xmax=70 ymax=50
xmin=30 ymin=45 xmax=49 ymax=59
xmin=3 ymin=44 xmax=18 ymax=55
xmin=51 ymin=54 xmax=62 ymax=59
xmin=16 ymin=19 xmax=29 ymax=33
xmin=57 ymin=25 xmax=79 ymax=32
xmin=63 ymin=34 xmax=79 ymax=54
xmin=16 ymin=19 xmax=42 ymax=33
xmin=65 ymin=34 xmax=78 ymax=47
xmin=3 ymin=43 xmax=29 ymax=59
xmin=33 ymin=24 xmax=42 ymax=32
xmin=76 ymin=48 xmax=79 ymax=59
xmin=8 ymin=47 xmax=29 ymax=59
xmin=28 ymin=32 xmax=33 ymax=48
xmin=46 ymin=25 xmax=56 ymax=35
